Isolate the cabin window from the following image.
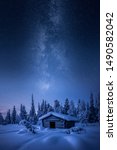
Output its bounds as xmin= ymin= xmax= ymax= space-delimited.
xmin=50 ymin=122 xmax=55 ymax=128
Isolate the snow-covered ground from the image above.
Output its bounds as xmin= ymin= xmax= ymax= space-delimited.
xmin=0 ymin=124 xmax=100 ymax=150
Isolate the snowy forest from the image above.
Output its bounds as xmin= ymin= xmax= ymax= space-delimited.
xmin=0 ymin=93 xmax=100 ymax=125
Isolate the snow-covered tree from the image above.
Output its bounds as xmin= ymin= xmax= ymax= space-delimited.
xmin=86 ymin=102 xmax=90 ymax=121
xmin=54 ymin=100 xmax=61 ymax=113
xmin=63 ymin=98 xmax=70 ymax=114
xmin=40 ymin=99 xmax=48 ymax=114
xmin=46 ymin=103 xmax=53 ymax=112
xmin=81 ymin=100 xmax=86 ymax=112
xmin=37 ymin=102 xmax=42 ymax=117
xmin=16 ymin=114 xmax=20 ymax=123
xmin=43 ymin=100 xmax=47 ymax=114
xmin=20 ymin=104 xmax=27 ymax=120
xmin=68 ymin=100 xmax=76 ymax=116
xmin=40 ymin=100 xmax=45 ymax=114
xmin=5 ymin=109 xmax=11 ymax=124
xmin=78 ymin=100 xmax=87 ymax=122
xmin=20 ymin=120 xmax=37 ymax=134
xmin=59 ymin=104 xmax=64 ymax=113
xmin=88 ymin=93 xmax=96 ymax=123
xmin=30 ymin=94 xmax=36 ymax=116
xmin=40 ymin=99 xmax=44 ymax=112
xmin=95 ymin=93 xmax=100 ymax=122
xmin=0 ymin=112 xmax=4 ymax=125
xmin=76 ymin=99 xmax=81 ymax=117
xmin=29 ymin=94 xmax=37 ymax=124
xmin=11 ymin=106 xmax=17 ymax=124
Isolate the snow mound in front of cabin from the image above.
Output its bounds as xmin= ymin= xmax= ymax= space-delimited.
xmin=0 ymin=124 xmax=100 ymax=150
xmin=65 ymin=126 xmax=86 ymax=134
xmin=17 ymin=128 xmax=28 ymax=134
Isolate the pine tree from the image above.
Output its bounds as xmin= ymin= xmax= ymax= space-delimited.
xmin=46 ymin=103 xmax=53 ymax=112
xmin=29 ymin=94 xmax=37 ymax=124
xmin=79 ymin=100 xmax=87 ymax=122
xmin=0 ymin=112 xmax=4 ymax=125
xmin=81 ymin=100 xmax=86 ymax=112
xmin=16 ymin=114 xmax=20 ymax=123
xmin=95 ymin=93 xmax=100 ymax=122
xmin=20 ymin=104 xmax=23 ymax=120
xmin=76 ymin=99 xmax=81 ymax=117
xmin=20 ymin=104 xmax=27 ymax=120
xmin=40 ymin=99 xmax=45 ymax=114
xmin=11 ymin=106 xmax=17 ymax=124
xmin=88 ymin=93 xmax=96 ymax=123
xmin=30 ymin=94 xmax=35 ymax=116
xmin=68 ymin=100 xmax=76 ymax=116
xmin=40 ymin=100 xmax=44 ymax=111
xmin=54 ymin=100 xmax=60 ymax=113
xmin=43 ymin=100 xmax=47 ymax=114
xmin=40 ymin=99 xmax=48 ymax=114
xmin=59 ymin=104 xmax=64 ymax=114
xmin=63 ymin=98 xmax=70 ymax=114
xmin=5 ymin=109 xmax=11 ymax=124
xmin=37 ymin=102 xmax=43 ymax=117
xmin=86 ymin=102 xmax=90 ymax=121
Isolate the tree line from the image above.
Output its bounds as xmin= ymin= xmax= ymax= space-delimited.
xmin=0 ymin=93 xmax=100 ymax=125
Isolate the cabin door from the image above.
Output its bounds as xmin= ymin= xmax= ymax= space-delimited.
xmin=50 ymin=122 xmax=55 ymax=128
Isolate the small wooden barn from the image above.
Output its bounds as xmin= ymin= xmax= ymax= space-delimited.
xmin=39 ymin=112 xmax=78 ymax=129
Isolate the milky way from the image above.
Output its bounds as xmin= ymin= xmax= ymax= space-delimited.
xmin=34 ymin=0 xmax=70 ymax=92
xmin=0 ymin=0 xmax=100 ymax=112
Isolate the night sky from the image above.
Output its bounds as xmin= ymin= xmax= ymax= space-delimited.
xmin=0 ymin=0 xmax=100 ymax=113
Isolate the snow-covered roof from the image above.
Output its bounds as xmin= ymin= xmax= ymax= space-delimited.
xmin=39 ymin=112 xmax=78 ymax=121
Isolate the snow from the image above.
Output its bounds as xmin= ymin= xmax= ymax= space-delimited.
xmin=17 ymin=128 xmax=29 ymax=134
xmin=0 ymin=124 xmax=100 ymax=150
xmin=39 ymin=112 xmax=78 ymax=121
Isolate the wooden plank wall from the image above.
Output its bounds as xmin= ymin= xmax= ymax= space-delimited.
xmin=43 ymin=115 xmax=65 ymax=128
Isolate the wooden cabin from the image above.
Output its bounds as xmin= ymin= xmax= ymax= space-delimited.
xmin=39 ymin=112 xmax=78 ymax=129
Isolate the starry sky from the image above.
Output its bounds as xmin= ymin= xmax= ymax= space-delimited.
xmin=0 ymin=0 xmax=100 ymax=113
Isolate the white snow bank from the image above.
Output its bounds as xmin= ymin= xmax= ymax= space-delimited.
xmin=17 ymin=128 xmax=28 ymax=134
xmin=0 ymin=124 xmax=100 ymax=150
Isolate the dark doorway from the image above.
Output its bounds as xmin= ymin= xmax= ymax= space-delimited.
xmin=50 ymin=122 xmax=55 ymax=128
